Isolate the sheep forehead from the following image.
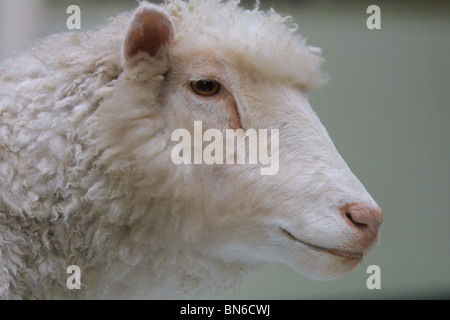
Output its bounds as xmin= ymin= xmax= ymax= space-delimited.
xmin=165 ymin=0 xmax=328 ymax=90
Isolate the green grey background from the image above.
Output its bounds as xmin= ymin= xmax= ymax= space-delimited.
xmin=1 ymin=0 xmax=449 ymax=299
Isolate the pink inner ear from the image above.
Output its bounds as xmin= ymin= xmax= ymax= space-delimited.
xmin=125 ymin=9 xmax=173 ymax=58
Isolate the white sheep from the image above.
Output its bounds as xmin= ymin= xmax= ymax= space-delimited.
xmin=0 ymin=0 xmax=382 ymax=299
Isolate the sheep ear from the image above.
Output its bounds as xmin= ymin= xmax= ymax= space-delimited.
xmin=122 ymin=5 xmax=174 ymax=66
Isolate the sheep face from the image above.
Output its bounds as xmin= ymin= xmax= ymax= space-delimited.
xmin=162 ymin=54 xmax=382 ymax=280
xmin=121 ymin=2 xmax=382 ymax=283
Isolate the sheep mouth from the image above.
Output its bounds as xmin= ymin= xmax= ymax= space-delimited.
xmin=280 ymin=228 xmax=363 ymax=261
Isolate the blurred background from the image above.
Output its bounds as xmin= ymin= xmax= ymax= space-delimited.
xmin=1 ymin=0 xmax=449 ymax=299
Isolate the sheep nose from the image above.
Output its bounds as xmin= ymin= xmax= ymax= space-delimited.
xmin=341 ymin=203 xmax=383 ymax=247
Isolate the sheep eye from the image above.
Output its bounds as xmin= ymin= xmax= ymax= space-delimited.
xmin=190 ymin=80 xmax=221 ymax=97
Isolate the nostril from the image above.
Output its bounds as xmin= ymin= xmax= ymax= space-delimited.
xmin=345 ymin=212 xmax=368 ymax=229
xmin=341 ymin=203 xmax=383 ymax=235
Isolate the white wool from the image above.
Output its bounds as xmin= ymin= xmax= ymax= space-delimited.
xmin=0 ymin=0 xmax=379 ymax=299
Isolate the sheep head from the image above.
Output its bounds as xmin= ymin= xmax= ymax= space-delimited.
xmin=114 ymin=0 xmax=382 ymax=291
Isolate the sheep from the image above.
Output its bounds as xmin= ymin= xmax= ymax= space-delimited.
xmin=0 ymin=0 xmax=382 ymax=299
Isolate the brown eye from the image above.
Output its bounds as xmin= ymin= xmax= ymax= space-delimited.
xmin=190 ymin=80 xmax=221 ymax=96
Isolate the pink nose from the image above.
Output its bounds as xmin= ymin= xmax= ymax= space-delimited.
xmin=340 ymin=203 xmax=383 ymax=247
